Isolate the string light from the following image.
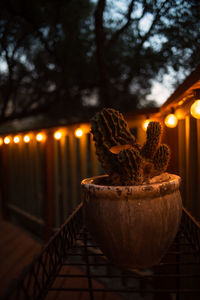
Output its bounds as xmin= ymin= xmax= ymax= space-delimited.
xmin=75 ymin=128 xmax=83 ymax=138
xmin=24 ymin=135 xmax=30 ymax=143
xmin=54 ymin=131 xmax=62 ymax=140
xmin=14 ymin=136 xmax=20 ymax=143
xmin=190 ymin=100 xmax=200 ymax=119
xmin=142 ymin=119 xmax=150 ymax=131
xmin=0 ymin=137 xmax=3 ymax=146
xmin=164 ymin=107 xmax=178 ymax=128
xmin=164 ymin=113 xmax=178 ymax=128
xmin=36 ymin=133 xmax=45 ymax=142
xmin=4 ymin=136 xmax=11 ymax=144
xmin=190 ymin=89 xmax=200 ymax=119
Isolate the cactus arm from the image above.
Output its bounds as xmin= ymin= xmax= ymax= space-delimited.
xmin=141 ymin=122 xmax=161 ymax=159
xmin=153 ymin=144 xmax=170 ymax=173
xmin=91 ymin=108 xmax=137 ymax=147
xmin=91 ymin=108 xmax=138 ymax=178
xmin=118 ymin=147 xmax=143 ymax=185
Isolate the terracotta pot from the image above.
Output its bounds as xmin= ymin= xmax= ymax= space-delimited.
xmin=81 ymin=173 xmax=182 ymax=270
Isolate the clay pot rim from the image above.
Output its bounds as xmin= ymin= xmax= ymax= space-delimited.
xmin=81 ymin=172 xmax=181 ymax=199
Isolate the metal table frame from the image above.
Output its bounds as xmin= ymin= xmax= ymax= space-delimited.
xmin=4 ymin=203 xmax=200 ymax=300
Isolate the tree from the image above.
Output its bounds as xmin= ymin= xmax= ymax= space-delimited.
xmin=0 ymin=0 xmax=200 ymax=124
xmin=0 ymin=0 xmax=96 ymax=124
xmin=94 ymin=0 xmax=200 ymax=109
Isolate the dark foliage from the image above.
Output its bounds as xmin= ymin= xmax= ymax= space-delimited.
xmin=0 ymin=0 xmax=199 ymax=124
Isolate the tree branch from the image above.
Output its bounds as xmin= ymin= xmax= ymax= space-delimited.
xmin=107 ymin=0 xmax=134 ymax=48
xmin=6 ymin=2 xmax=58 ymax=62
xmin=0 ymin=26 xmax=14 ymax=118
xmin=94 ymin=0 xmax=111 ymax=105
xmin=123 ymin=0 xmax=170 ymax=91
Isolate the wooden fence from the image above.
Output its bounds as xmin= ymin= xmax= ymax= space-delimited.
xmin=159 ymin=66 xmax=200 ymax=222
xmin=0 ymin=120 xmax=147 ymax=239
xmin=0 ymin=78 xmax=200 ymax=239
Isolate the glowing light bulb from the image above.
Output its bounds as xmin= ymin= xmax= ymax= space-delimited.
xmin=54 ymin=131 xmax=62 ymax=140
xmin=75 ymin=128 xmax=83 ymax=138
xmin=164 ymin=114 xmax=178 ymax=128
xmin=143 ymin=119 xmax=150 ymax=131
xmin=4 ymin=136 xmax=11 ymax=144
xmin=190 ymin=100 xmax=200 ymax=119
xmin=24 ymin=135 xmax=30 ymax=143
xmin=36 ymin=133 xmax=45 ymax=142
xmin=14 ymin=136 xmax=20 ymax=143
xmin=0 ymin=137 xmax=3 ymax=146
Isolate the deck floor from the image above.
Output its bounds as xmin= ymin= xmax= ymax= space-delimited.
xmin=0 ymin=218 xmax=42 ymax=298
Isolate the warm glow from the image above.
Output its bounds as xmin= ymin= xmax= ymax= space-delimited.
xmin=110 ymin=144 xmax=131 ymax=154
xmin=164 ymin=114 xmax=178 ymax=128
xmin=0 ymin=137 xmax=3 ymax=146
xmin=14 ymin=136 xmax=20 ymax=143
xmin=75 ymin=128 xmax=83 ymax=138
xmin=143 ymin=120 xmax=150 ymax=131
xmin=190 ymin=100 xmax=200 ymax=119
xmin=24 ymin=135 xmax=30 ymax=143
xmin=54 ymin=131 xmax=62 ymax=140
xmin=4 ymin=136 xmax=11 ymax=144
xmin=178 ymin=100 xmax=184 ymax=106
xmin=36 ymin=133 xmax=45 ymax=142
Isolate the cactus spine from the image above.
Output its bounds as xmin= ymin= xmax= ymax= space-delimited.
xmin=91 ymin=108 xmax=170 ymax=185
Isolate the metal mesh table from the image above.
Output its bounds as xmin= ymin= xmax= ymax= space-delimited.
xmin=4 ymin=202 xmax=200 ymax=300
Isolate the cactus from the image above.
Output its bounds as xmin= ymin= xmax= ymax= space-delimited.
xmin=91 ymin=108 xmax=137 ymax=147
xmin=118 ymin=147 xmax=143 ymax=185
xmin=153 ymin=144 xmax=170 ymax=173
xmin=141 ymin=122 xmax=161 ymax=159
xmin=91 ymin=108 xmax=170 ymax=185
xmin=91 ymin=108 xmax=140 ymax=179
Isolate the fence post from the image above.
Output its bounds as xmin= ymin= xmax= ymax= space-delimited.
xmin=197 ymin=119 xmax=200 ymax=222
xmin=80 ymin=133 xmax=87 ymax=180
xmin=185 ymin=116 xmax=198 ymax=218
xmin=90 ymin=138 xmax=98 ymax=176
xmin=178 ymin=119 xmax=186 ymax=205
xmin=162 ymin=124 xmax=179 ymax=175
xmin=44 ymin=131 xmax=55 ymax=240
xmin=0 ymin=145 xmax=9 ymax=219
xmin=68 ymin=131 xmax=77 ymax=211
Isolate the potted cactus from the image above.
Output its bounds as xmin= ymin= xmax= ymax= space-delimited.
xmin=81 ymin=108 xmax=182 ymax=269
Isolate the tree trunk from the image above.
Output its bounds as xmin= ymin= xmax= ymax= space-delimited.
xmin=94 ymin=0 xmax=111 ymax=107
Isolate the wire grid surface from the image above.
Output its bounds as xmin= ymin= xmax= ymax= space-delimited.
xmin=4 ymin=206 xmax=200 ymax=300
xmin=47 ymin=211 xmax=200 ymax=300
